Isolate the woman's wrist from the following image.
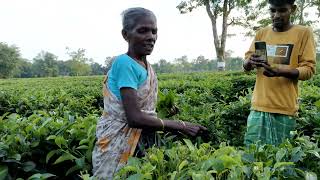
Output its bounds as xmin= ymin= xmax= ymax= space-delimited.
xmin=163 ymin=120 xmax=183 ymax=131
xmin=179 ymin=120 xmax=186 ymax=131
xmin=158 ymin=118 xmax=164 ymax=131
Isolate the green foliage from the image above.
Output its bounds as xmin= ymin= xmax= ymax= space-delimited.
xmin=0 ymin=110 xmax=97 ymax=179
xmin=240 ymin=0 xmax=320 ymax=36
xmin=0 ymin=76 xmax=101 ymax=179
xmin=157 ymin=90 xmax=179 ymax=118
xmin=0 ymin=42 xmax=21 ymax=78
xmin=0 ymin=45 xmax=107 ymax=78
xmin=316 ymin=53 xmax=320 ymax=73
xmin=116 ymin=136 xmax=320 ymax=179
xmin=66 ymin=48 xmax=92 ymax=76
xmin=152 ymin=56 xmax=245 ymax=73
xmin=32 ymin=51 xmax=59 ymax=77
xmin=0 ymin=72 xmax=319 ymax=179
xmin=176 ymin=0 xmax=254 ymax=70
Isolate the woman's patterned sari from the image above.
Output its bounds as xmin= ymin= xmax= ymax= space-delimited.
xmin=92 ymin=62 xmax=158 ymax=179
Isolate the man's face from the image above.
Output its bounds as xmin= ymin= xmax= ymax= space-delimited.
xmin=269 ymin=3 xmax=295 ymax=30
xmin=126 ymin=16 xmax=158 ymax=56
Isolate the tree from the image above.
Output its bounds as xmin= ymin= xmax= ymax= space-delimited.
xmin=105 ymin=56 xmax=116 ymax=73
xmin=192 ymin=55 xmax=210 ymax=71
xmin=152 ymin=59 xmax=175 ymax=73
xmin=13 ymin=58 xmax=33 ymax=78
xmin=66 ymin=48 xmax=91 ymax=76
xmin=174 ymin=55 xmax=191 ymax=72
xmin=32 ymin=51 xmax=59 ymax=77
xmin=177 ymin=0 xmax=320 ymax=71
xmin=0 ymin=42 xmax=21 ymax=78
xmin=225 ymin=57 xmax=243 ymax=71
xmin=90 ymin=62 xmax=105 ymax=75
xmin=177 ymin=0 xmax=252 ymax=71
xmin=240 ymin=0 xmax=320 ymax=35
xmin=57 ymin=60 xmax=70 ymax=76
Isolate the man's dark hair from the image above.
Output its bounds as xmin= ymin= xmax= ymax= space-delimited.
xmin=268 ymin=0 xmax=295 ymax=6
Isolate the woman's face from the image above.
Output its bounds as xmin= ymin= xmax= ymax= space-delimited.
xmin=125 ymin=15 xmax=158 ymax=57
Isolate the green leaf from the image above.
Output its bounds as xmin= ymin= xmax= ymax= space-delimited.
xmin=27 ymin=173 xmax=41 ymax=180
xmin=27 ymin=173 xmax=56 ymax=180
xmin=315 ymin=100 xmax=320 ymax=108
xmin=178 ymin=160 xmax=188 ymax=171
xmin=31 ymin=141 xmax=40 ymax=148
xmin=0 ymin=112 xmax=10 ymax=121
xmin=46 ymin=135 xmax=56 ymax=141
xmin=290 ymin=147 xmax=304 ymax=162
xmin=242 ymin=153 xmax=255 ymax=163
xmin=41 ymin=173 xmax=56 ymax=179
xmin=54 ymin=136 xmax=67 ymax=148
xmin=66 ymin=165 xmax=81 ymax=176
xmin=307 ymin=150 xmax=320 ymax=159
xmin=192 ymin=173 xmax=206 ymax=180
xmin=127 ymin=157 xmax=141 ymax=167
xmin=53 ymin=153 xmax=76 ymax=165
xmin=274 ymin=162 xmax=294 ymax=169
xmin=10 ymin=153 xmax=21 ymax=161
xmin=183 ymin=139 xmax=195 ymax=151
xmin=0 ymin=165 xmax=8 ymax=180
xmin=169 ymin=171 xmax=177 ymax=180
xmin=209 ymin=158 xmax=225 ymax=173
xmin=23 ymin=161 xmax=36 ymax=172
xmin=219 ymin=155 xmax=241 ymax=169
xmin=305 ymin=171 xmax=317 ymax=180
xmin=127 ymin=174 xmax=144 ymax=180
xmin=76 ymin=145 xmax=89 ymax=150
xmin=276 ymin=148 xmax=286 ymax=162
xmin=79 ymin=139 xmax=89 ymax=145
xmin=75 ymin=157 xmax=85 ymax=168
xmin=46 ymin=150 xmax=60 ymax=164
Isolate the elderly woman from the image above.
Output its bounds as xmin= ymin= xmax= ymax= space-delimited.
xmin=92 ymin=7 xmax=206 ymax=179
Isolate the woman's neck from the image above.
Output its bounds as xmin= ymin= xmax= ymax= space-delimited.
xmin=127 ymin=52 xmax=146 ymax=62
xmin=126 ymin=52 xmax=147 ymax=68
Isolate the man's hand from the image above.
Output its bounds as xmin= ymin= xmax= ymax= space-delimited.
xmin=260 ymin=63 xmax=280 ymax=77
xmin=259 ymin=63 xmax=299 ymax=79
xmin=243 ymin=54 xmax=268 ymax=71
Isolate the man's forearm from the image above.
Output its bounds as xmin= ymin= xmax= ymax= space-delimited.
xmin=278 ymin=68 xmax=299 ymax=79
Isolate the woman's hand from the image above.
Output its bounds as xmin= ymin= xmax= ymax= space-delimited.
xmin=179 ymin=121 xmax=207 ymax=137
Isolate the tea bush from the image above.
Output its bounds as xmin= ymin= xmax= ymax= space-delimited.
xmin=0 ymin=72 xmax=319 ymax=179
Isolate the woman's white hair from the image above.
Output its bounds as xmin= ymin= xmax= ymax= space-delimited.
xmin=121 ymin=7 xmax=156 ymax=31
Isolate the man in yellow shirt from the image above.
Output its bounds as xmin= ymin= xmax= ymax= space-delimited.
xmin=243 ymin=0 xmax=316 ymax=145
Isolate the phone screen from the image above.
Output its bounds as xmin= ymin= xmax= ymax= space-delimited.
xmin=255 ymin=41 xmax=267 ymax=61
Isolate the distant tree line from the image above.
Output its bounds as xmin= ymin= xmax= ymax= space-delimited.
xmin=0 ymin=42 xmax=108 ymax=78
xmin=152 ymin=55 xmax=244 ymax=73
xmin=1 ymin=42 xmax=319 ymax=78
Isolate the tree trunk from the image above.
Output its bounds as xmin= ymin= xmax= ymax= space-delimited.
xmin=216 ymin=48 xmax=225 ymax=71
xmin=299 ymin=0 xmax=305 ymax=24
xmin=205 ymin=0 xmax=231 ymax=71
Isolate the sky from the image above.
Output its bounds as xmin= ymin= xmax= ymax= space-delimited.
xmin=0 ymin=0 xmax=262 ymax=64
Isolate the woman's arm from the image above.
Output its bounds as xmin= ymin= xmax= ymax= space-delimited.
xmin=120 ymin=87 xmax=207 ymax=136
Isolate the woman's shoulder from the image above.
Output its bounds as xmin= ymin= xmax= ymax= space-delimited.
xmin=112 ymin=54 xmax=135 ymax=66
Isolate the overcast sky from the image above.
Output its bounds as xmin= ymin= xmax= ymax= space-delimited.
xmin=1 ymin=0 xmax=257 ymax=64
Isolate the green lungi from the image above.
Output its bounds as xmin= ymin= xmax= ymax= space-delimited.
xmin=244 ymin=110 xmax=296 ymax=146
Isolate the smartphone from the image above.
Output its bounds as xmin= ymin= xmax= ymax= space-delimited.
xmin=254 ymin=41 xmax=268 ymax=66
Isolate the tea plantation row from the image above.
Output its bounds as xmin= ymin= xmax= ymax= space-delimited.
xmin=0 ymin=72 xmax=319 ymax=179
